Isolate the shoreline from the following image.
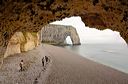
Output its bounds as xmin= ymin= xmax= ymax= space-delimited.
xmin=0 ymin=44 xmax=128 ymax=84
xmin=44 ymin=44 xmax=128 ymax=84
xmin=62 ymin=44 xmax=128 ymax=74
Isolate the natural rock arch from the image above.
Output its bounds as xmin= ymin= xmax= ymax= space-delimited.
xmin=0 ymin=0 xmax=128 ymax=66
xmin=40 ymin=24 xmax=80 ymax=45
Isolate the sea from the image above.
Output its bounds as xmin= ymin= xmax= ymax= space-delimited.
xmin=62 ymin=43 xmax=128 ymax=73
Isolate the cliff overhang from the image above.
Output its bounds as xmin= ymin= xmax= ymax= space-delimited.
xmin=0 ymin=0 xmax=128 ymax=66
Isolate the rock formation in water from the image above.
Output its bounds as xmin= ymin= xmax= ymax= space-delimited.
xmin=0 ymin=0 xmax=128 ymax=65
xmin=41 ymin=24 xmax=80 ymax=45
xmin=4 ymin=32 xmax=40 ymax=58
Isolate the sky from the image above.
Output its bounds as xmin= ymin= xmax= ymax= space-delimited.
xmin=50 ymin=16 xmax=126 ymax=44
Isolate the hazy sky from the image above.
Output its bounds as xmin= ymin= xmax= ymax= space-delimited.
xmin=50 ymin=16 xmax=126 ymax=44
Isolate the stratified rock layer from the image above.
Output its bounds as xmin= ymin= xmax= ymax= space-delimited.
xmin=4 ymin=32 xmax=40 ymax=58
xmin=41 ymin=24 xmax=80 ymax=45
xmin=0 ymin=0 xmax=128 ymax=65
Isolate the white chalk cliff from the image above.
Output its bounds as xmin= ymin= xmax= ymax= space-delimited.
xmin=4 ymin=24 xmax=80 ymax=58
xmin=41 ymin=24 xmax=81 ymax=45
xmin=4 ymin=32 xmax=40 ymax=58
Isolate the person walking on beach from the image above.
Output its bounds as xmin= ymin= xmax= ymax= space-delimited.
xmin=42 ymin=56 xmax=50 ymax=70
xmin=42 ymin=57 xmax=45 ymax=67
xmin=19 ymin=60 xmax=24 ymax=71
xmin=45 ymin=56 xmax=49 ymax=63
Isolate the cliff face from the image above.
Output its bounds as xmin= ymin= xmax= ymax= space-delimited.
xmin=41 ymin=24 xmax=80 ymax=45
xmin=4 ymin=32 xmax=40 ymax=58
xmin=4 ymin=24 xmax=80 ymax=58
xmin=0 ymin=0 xmax=128 ymax=65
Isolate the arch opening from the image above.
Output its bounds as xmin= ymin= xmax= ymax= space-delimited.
xmin=3 ymin=16 xmax=127 ymax=59
xmin=65 ymin=36 xmax=73 ymax=45
xmin=50 ymin=16 xmax=127 ymax=46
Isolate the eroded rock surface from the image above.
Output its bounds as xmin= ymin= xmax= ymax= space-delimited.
xmin=41 ymin=24 xmax=80 ymax=45
xmin=0 ymin=0 xmax=128 ymax=65
xmin=4 ymin=32 xmax=40 ymax=58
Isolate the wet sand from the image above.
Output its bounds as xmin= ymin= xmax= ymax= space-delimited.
xmin=0 ymin=44 xmax=128 ymax=84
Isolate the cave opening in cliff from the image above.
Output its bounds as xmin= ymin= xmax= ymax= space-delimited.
xmin=50 ymin=16 xmax=127 ymax=45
